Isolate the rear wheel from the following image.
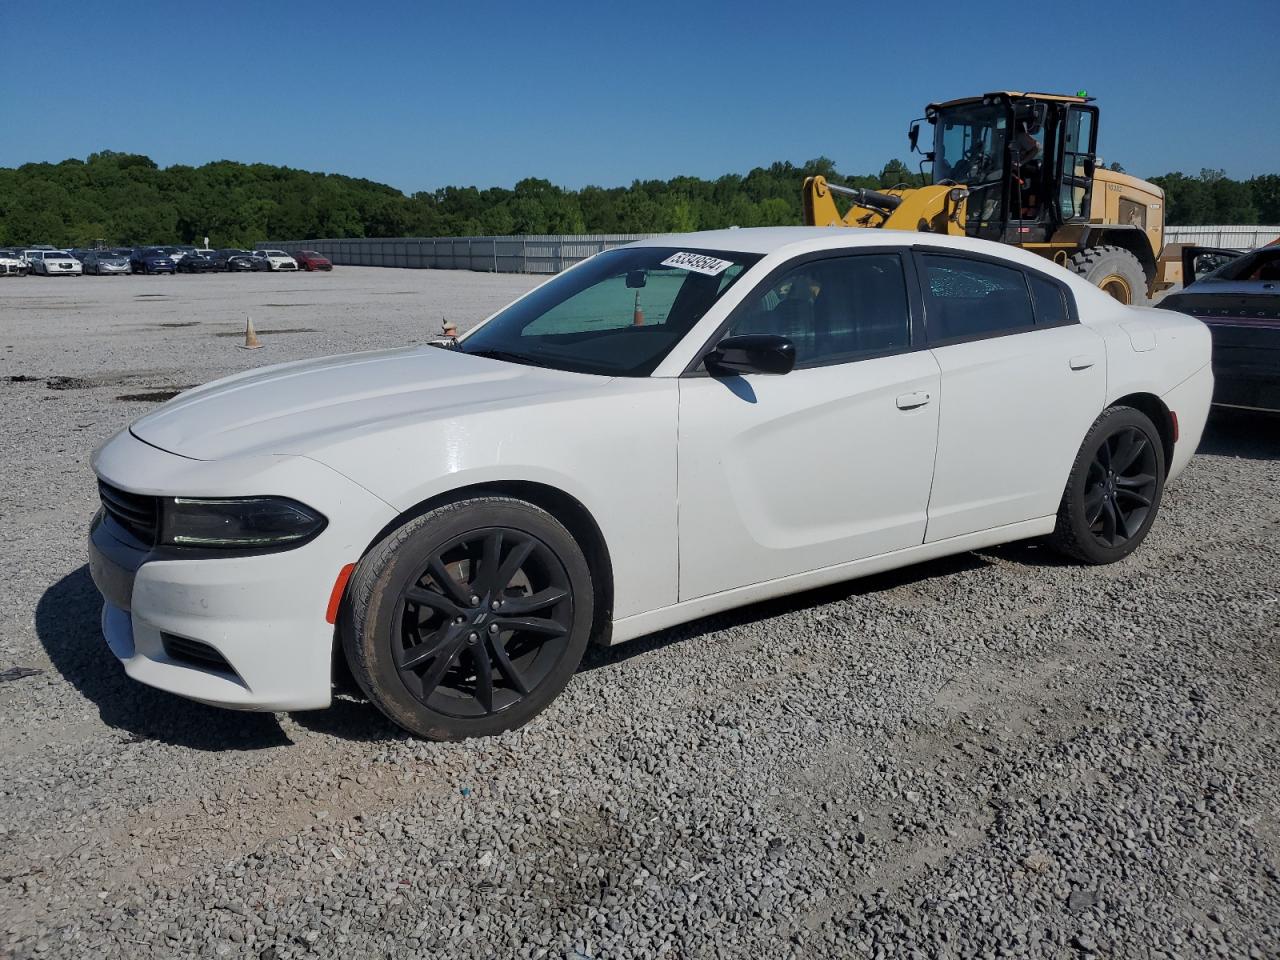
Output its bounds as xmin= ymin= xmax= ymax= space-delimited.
xmin=1050 ymin=406 xmax=1166 ymax=564
xmin=1067 ymin=245 xmax=1149 ymax=306
xmin=342 ymin=497 xmax=593 ymax=740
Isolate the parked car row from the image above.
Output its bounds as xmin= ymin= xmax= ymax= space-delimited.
xmin=1 ymin=246 xmax=333 ymax=276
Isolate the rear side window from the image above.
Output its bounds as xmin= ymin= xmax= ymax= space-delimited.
xmin=727 ymin=253 xmax=911 ymax=368
xmin=1027 ymin=272 xmax=1071 ymax=326
xmin=921 ymin=254 xmax=1035 ymax=342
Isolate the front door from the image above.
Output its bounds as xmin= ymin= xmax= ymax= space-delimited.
xmin=677 ymin=251 xmax=942 ymax=601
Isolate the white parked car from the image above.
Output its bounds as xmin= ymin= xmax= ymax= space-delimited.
xmin=0 ymin=248 xmax=27 ymax=276
xmin=251 ymin=249 xmax=299 ymax=271
xmin=28 ymin=250 xmax=82 ymax=276
xmin=88 ymin=228 xmax=1212 ymax=740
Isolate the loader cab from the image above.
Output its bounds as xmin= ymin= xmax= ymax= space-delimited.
xmin=922 ymin=92 xmax=1099 ymax=244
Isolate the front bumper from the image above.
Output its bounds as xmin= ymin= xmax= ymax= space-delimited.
xmin=88 ymin=430 xmax=398 ymax=711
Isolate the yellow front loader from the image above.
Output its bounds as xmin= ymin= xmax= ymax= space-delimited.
xmin=803 ymin=92 xmax=1174 ymax=305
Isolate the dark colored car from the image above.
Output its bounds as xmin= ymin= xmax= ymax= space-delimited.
xmin=294 ymin=250 xmax=333 ymax=272
xmin=1158 ymin=243 xmax=1280 ymax=412
xmin=177 ymin=251 xmax=218 ymax=273
xmin=131 ymin=247 xmax=177 ymax=275
xmin=213 ymin=249 xmax=257 ymax=272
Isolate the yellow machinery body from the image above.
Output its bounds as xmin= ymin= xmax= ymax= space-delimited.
xmin=802 ymin=92 xmax=1178 ymax=303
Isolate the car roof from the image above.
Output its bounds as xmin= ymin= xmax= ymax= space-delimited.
xmin=628 ymin=226 xmax=1066 ymax=267
xmin=626 ymin=227 xmax=1112 ymax=304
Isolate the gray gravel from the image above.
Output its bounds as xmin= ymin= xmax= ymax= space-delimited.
xmin=1 ymin=269 xmax=1278 ymax=959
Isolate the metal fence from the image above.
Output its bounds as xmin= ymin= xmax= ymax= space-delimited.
xmin=260 ymin=234 xmax=652 ymax=274
xmin=262 ymin=225 xmax=1280 ymax=274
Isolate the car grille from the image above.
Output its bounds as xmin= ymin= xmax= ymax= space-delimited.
xmin=98 ymin=480 xmax=160 ymax=546
xmin=162 ymin=633 xmax=235 ymax=674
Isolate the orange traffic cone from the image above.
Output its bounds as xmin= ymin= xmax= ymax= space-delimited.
xmin=633 ymin=290 xmax=644 ymax=327
xmin=239 ymin=315 xmax=263 ymax=350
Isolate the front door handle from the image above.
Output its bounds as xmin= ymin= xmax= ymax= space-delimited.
xmin=1069 ymin=354 xmax=1097 ymax=371
xmin=896 ymin=390 xmax=932 ymax=410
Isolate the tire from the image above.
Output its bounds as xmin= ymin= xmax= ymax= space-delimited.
xmin=341 ymin=496 xmax=594 ymax=740
xmin=1050 ymin=405 xmax=1166 ymax=564
xmin=1067 ymin=244 xmax=1149 ymax=306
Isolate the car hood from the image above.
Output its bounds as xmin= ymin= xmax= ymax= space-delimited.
xmin=129 ymin=345 xmax=598 ymax=462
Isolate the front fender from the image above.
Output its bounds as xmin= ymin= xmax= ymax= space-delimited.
xmin=311 ymin=379 xmax=681 ymax=620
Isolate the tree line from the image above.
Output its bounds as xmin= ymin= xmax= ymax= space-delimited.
xmin=0 ymin=151 xmax=1275 ymax=249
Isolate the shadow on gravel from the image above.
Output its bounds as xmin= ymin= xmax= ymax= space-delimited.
xmin=35 ymin=566 xmax=292 ymax=751
xmin=580 ymin=552 xmax=991 ymax=672
xmin=1197 ymin=407 xmax=1280 ymax=461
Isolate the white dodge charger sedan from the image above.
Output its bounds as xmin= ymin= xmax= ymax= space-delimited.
xmin=89 ymin=228 xmax=1212 ymax=740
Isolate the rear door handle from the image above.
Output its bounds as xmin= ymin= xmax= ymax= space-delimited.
xmin=1069 ymin=354 xmax=1097 ymax=371
xmin=896 ymin=391 xmax=931 ymax=410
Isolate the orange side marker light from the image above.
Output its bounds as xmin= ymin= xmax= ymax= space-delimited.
xmin=326 ymin=563 xmax=356 ymax=624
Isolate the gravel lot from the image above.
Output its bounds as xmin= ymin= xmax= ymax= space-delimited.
xmin=1 ymin=269 xmax=1278 ymax=960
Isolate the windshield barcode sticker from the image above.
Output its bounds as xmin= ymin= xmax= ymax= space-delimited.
xmin=660 ymin=252 xmax=734 ymax=276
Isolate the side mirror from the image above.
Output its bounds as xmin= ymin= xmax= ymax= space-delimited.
xmin=908 ymin=122 xmax=920 ymax=153
xmin=625 ymin=269 xmax=647 ymax=289
xmin=705 ymin=334 xmax=796 ymax=376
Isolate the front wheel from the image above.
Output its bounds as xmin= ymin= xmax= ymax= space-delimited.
xmin=341 ymin=496 xmax=594 ymax=740
xmin=1050 ymin=406 xmax=1166 ymax=564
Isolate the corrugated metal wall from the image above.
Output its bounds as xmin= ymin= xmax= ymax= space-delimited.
xmin=261 ymin=226 xmax=1280 ymax=274
xmin=1164 ymin=226 xmax=1280 ymax=249
xmin=260 ymin=235 xmax=653 ymax=274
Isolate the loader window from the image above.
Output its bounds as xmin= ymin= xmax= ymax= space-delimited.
xmin=1059 ymin=107 xmax=1096 ymax=221
xmin=932 ymin=103 xmax=1008 ymax=228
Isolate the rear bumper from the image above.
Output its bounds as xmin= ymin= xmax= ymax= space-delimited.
xmin=87 ymin=430 xmax=398 ymax=711
xmin=1162 ymin=361 xmax=1213 ymax=482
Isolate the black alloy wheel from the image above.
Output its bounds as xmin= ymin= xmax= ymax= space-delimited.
xmin=1051 ymin=405 xmax=1167 ymax=564
xmin=342 ymin=497 xmax=593 ymax=740
xmin=394 ymin=527 xmax=572 ymax=718
xmin=1083 ymin=425 xmax=1159 ymax=548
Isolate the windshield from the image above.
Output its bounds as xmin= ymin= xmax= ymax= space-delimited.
xmin=460 ymin=246 xmax=761 ymax=377
xmin=1202 ymin=248 xmax=1280 ymax=283
xmin=145 ymin=247 xmax=172 ymax=255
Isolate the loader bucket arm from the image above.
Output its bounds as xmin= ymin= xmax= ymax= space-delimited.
xmin=802 ymin=176 xmax=967 ymax=234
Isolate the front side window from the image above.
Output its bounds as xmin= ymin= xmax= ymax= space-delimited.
xmin=461 ymin=247 xmax=760 ymax=376
xmin=725 ymin=254 xmax=911 ymax=368
xmin=922 ymin=254 xmax=1035 ymax=342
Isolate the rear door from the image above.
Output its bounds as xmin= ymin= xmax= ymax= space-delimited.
xmin=677 ymin=250 xmax=941 ymax=600
xmin=915 ymin=250 xmax=1105 ymax=542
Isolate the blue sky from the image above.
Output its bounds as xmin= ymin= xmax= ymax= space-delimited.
xmin=1 ymin=0 xmax=1275 ymax=192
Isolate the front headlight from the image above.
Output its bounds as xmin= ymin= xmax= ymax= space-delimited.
xmin=160 ymin=496 xmax=327 ymax=549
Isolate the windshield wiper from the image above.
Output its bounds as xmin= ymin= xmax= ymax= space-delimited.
xmin=464 ymin=348 xmax=554 ymax=369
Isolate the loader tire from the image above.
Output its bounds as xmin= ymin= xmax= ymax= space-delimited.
xmin=1067 ymin=245 xmax=1149 ymax=306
